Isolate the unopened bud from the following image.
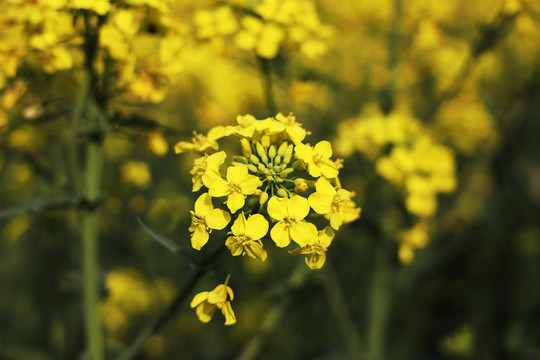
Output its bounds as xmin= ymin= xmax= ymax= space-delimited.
xmin=294 ymin=178 xmax=308 ymax=192
xmin=241 ymin=138 xmax=252 ymax=157
xmin=233 ymin=156 xmax=247 ymax=164
xmin=281 ymin=168 xmax=294 ymax=176
xmin=283 ymin=144 xmax=294 ymax=164
xmin=256 ymin=142 xmax=269 ymax=164
xmin=277 ymin=188 xmax=288 ymax=197
xmin=274 ymin=154 xmax=282 ymax=164
xmin=249 ymin=154 xmax=260 ymax=165
xmin=259 ymin=192 xmax=269 ymax=205
xmin=247 ymin=164 xmax=259 ymax=173
xmin=268 ymin=145 xmax=276 ymax=160
xmin=291 ymin=159 xmax=304 ymax=170
xmin=261 ymin=135 xmax=271 ymax=148
xmin=277 ymin=141 xmax=289 ymax=156
xmin=258 ymin=163 xmax=266 ymax=172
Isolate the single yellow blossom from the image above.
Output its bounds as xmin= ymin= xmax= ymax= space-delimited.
xmin=295 ymin=141 xmax=339 ymax=178
xmin=207 ymin=164 xmax=262 ymax=213
xmin=290 ymin=226 xmax=334 ymax=269
xmin=192 ymin=151 xmax=227 ymax=191
xmin=275 ymin=112 xmax=307 ymax=144
xmin=190 ymin=284 xmax=236 ymax=325
xmin=308 ymin=177 xmax=360 ymax=229
xmin=174 ymin=132 xmax=219 ymax=154
xmin=267 ymin=195 xmax=317 ymax=247
xmin=225 ymin=212 xmax=269 ymax=261
xmin=189 ymin=193 xmax=231 ymax=250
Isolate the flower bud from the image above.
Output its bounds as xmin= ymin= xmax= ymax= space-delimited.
xmin=258 ymin=163 xmax=266 ymax=172
xmin=261 ymin=135 xmax=271 ymax=148
xmin=256 ymin=142 xmax=269 ymax=164
xmin=274 ymin=154 xmax=282 ymax=164
xmin=259 ymin=191 xmax=269 ymax=205
xmin=283 ymin=144 xmax=294 ymax=164
xmin=247 ymin=164 xmax=259 ymax=173
xmin=233 ymin=156 xmax=247 ymax=164
xmin=291 ymin=159 xmax=304 ymax=170
xmin=249 ymin=154 xmax=260 ymax=165
xmin=281 ymin=168 xmax=294 ymax=176
xmin=277 ymin=141 xmax=289 ymax=156
xmin=277 ymin=188 xmax=288 ymax=197
xmin=294 ymin=178 xmax=308 ymax=192
xmin=268 ymin=145 xmax=276 ymax=160
xmin=241 ymin=138 xmax=252 ymax=157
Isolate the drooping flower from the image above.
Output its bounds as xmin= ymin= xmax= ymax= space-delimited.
xmin=295 ymin=141 xmax=338 ymax=178
xmin=174 ymin=132 xmax=219 ymax=154
xmin=206 ymin=164 xmax=262 ymax=213
xmin=290 ymin=226 xmax=334 ymax=269
xmin=225 ymin=212 xmax=269 ymax=261
xmin=189 ymin=193 xmax=231 ymax=250
xmin=190 ymin=284 xmax=236 ymax=325
xmin=308 ymin=177 xmax=361 ymax=229
xmin=267 ymin=195 xmax=317 ymax=247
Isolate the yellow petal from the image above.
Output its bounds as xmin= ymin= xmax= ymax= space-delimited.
xmin=245 ymin=214 xmax=268 ymax=240
xmin=196 ymin=302 xmax=216 ymax=323
xmin=205 ymin=209 xmax=231 ymax=230
xmin=222 ymin=302 xmax=236 ymax=325
xmin=318 ymin=227 xmax=334 ymax=247
xmin=231 ymin=212 xmax=247 ymax=236
xmin=245 ymin=242 xmax=267 ymax=261
xmin=290 ymin=221 xmax=316 ymax=247
xmin=239 ymin=175 xmax=262 ymax=195
xmin=190 ymin=292 xmax=209 ymax=308
xmin=227 ymin=192 xmax=245 ymax=213
xmin=208 ymin=178 xmax=230 ymax=197
xmin=329 ymin=210 xmax=343 ymax=230
xmin=225 ymin=236 xmax=244 ymax=256
xmin=294 ymin=143 xmax=313 ymax=163
xmin=286 ymin=124 xmax=307 ymax=144
xmin=314 ymin=141 xmax=333 ymax=158
xmin=320 ymin=161 xmax=339 ymax=178
xmin=227 ymin=165 xmax=248 ymax=184
xmin=191 ymin=225 xmax=210 ymax=250
xmin=287 ymin=195 xmax=310 ymax=220
xmin=267 ymin=196 xmax=287 ymax=221
xmin=270 ymin=222 xmax=291 ymax=247
xmin=306 ymin=253 xmax=326 ymax=269
xmin=309 ymin=187 xmax=333 ymax=215
xmin=194 ymin=193 xmax=213 ymax=217
xmin=208 ymin=285 xmax=227 ymax=304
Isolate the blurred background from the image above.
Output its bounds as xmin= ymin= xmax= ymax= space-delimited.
xmin=1 ymin=0 xmax=539 ymax=359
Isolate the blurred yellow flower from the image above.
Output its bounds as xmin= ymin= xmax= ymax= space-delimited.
xmin=121 ymin=161 xmax=152 ymax=189
xmin=190 ymin=284 xmax=236 ymax=325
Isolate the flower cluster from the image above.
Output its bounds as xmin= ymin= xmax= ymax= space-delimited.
xmin=193 ymin=0 xmax=333 ymax=59
xmin=179 ymin=113 xmax=361 ymax=324
xmin=335 ymin=106 xmax=456 ymax=264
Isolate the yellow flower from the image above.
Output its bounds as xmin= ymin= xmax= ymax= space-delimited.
xmin=207 ymin=164 xmax=262 ymax=213
xmin=174 ymin=132 xmax=219 ymax=155
xmin=308 ymin=177 xmax=360 ymax=229
xmin=225 ymin=212 xmax=269 ymax=261
xmin=267 ymin=195 xmax=317 ymax=247
xmin=189 ymin=193 xmax=231 ymax=250
xmin=295 ymin=141 xmax=339 ymax=178
xmin=190 ymin=284 xmax=236 ymax=325
xmin=191 ymin=151 xmax=227 ymax=191
xmin=290 ymin=226 xmax=334 ymax=269
xmin=275 ymin=112 xmax=307 ymax=144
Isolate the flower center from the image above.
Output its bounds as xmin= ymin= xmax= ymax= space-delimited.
xmin=283 ymin=217 xmax=298 ymax=228
xmin=228 ymin=181 xmax=242 ymax=193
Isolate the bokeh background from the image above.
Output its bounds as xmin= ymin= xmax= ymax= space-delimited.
xmin=1 ymin=0 xmax=540 ymax=359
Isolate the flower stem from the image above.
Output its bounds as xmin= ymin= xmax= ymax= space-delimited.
xmin=258 ymin=56 xmax=277 ymax=115
xmin=367 ymin=243 xmax=392 ymax=360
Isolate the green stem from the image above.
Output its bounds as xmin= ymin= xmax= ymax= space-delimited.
xmin=236 ymin=265 xmax=309 ymax=360
xmin=368 ymin=244 xmax=392 ymax=360
xmin=258 ymin=56 xmax=277 ymax=115
xmin=116 ymin=245 xmax=226 ymax=360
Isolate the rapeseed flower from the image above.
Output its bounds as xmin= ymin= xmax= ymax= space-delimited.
xmin=267 ymin=195 xmax=316 ymax=247
xmin=226 ymin=212 xmax=269 ymax=261
xmin=189 ymin=193 xmax=231 ymax=250
xmin=290 ymin=226 xmax=334 ymax=269
xmin=190 ymin=284 xmax=236 ymax=325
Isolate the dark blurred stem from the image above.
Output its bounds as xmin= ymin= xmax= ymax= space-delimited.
xmin=236 ymin=265 xmax=309 ymax=360
xmin=116 ymin=245 xmax=226 ymax=360
xmin=322 ymin=262 xmax=363 ymax=357
xmin=80 ymin=11 xmax=104 ymax=360
xmin=368 ymin=244 xmax=392 ymax=360
xmin=69 ymin=73 xmax=90 ymax=195
xmin=380 ymin=0 xmax=402 ymax=115
xmin=258 ymin=57 xmax=277 ymax=115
